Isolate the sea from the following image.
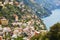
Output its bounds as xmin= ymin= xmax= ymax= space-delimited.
xmin=42 ymin=9 xmax=60 ymax=30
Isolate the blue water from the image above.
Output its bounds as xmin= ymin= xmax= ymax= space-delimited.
xmin=42 ymin=9 xmax=60 ymax=30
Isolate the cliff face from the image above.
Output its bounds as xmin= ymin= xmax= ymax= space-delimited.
xmin=35 ymin=0 xmax=60 ymax=10
xmin=16 ymin=0 xmax=52 ymax=18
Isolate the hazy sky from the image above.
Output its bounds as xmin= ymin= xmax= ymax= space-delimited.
xmin=42 ymin=9 xmax=60 ymax=30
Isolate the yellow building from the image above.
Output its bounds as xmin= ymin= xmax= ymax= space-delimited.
xmin=0 ymin=18 xmax=8 ymax=25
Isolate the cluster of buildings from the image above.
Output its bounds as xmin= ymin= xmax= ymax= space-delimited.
xmin=0 ymin=0 xmax=47 ymax=40
xmin=0 ymin=14 xmax=47 ymax=40
xmin=0 ymin=0 xmax=31 ymax=14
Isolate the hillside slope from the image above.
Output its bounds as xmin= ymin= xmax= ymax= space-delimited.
xmin=0 ymin=3 xmax=46 ymax=30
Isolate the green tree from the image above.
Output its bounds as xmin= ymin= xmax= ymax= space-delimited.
xmin=30 ymin=32 xmax=48 ymax=40
xmin=47 ymin=23 xmax=60 ymax=40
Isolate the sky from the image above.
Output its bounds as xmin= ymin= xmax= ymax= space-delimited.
xmin=42 ymin=9 xmax=60 ymax=30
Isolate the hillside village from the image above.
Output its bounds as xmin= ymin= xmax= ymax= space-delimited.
xmin=0 ymin=0 xmax=47 ymax=40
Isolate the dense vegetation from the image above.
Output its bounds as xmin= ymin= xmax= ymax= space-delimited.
xmin=47 ymin=23 xmax=60 ymax=40
xmin=29 ymin=23 xmax=60 ymax=40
